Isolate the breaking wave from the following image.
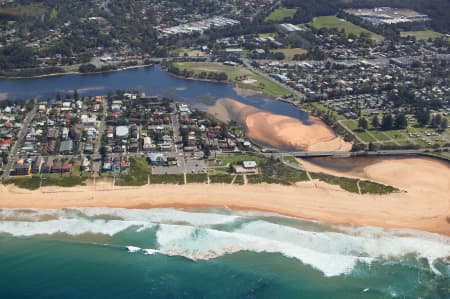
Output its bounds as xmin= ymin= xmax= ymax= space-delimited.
xmin=0 ymin=208 xmax=449 ymax=277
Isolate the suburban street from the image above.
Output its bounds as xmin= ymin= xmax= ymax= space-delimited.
xmin=1 ymin=105 xmax=37 ymax=181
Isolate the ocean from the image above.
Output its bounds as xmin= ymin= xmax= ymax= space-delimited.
xmin=0 ymin=208 xmax=449 ymax=298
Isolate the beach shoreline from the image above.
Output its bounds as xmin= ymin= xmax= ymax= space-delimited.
xmin=1 ymin=157 xmax=448 ymax=236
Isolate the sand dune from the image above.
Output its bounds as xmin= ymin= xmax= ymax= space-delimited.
xmin=208 ymin=98 xmax=352 ymax=151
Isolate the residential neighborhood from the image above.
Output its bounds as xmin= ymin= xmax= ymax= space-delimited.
xmin=0 ymin=92 xmax=260 ymax=184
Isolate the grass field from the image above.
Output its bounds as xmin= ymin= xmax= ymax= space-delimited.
xmin=341 ymin=119 xmax=450 ymax=148
xmin=275 ymin=48 xmax=308 ymax=59
xmin=400 ymin=30 xmax=444 ymax=40
xmin=265 ymin=7 xmax=297 ymax=22
xmin=172 ymin=62 xmax=289 ymax=97
xmin=310 ymin=16 xmax=383 ymax=41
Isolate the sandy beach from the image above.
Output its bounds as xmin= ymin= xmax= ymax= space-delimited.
xmin=1 ymin=157 xmax=448 ymax=235
xmin=208 ymin=98 xmax=352 ymax=151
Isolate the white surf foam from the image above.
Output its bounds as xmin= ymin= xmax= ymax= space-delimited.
xmin=155 ymin=223 xmax=369 ymax=276
xmin=76 ymin=208 xmax=240 ymax=226
xmin=154 ymin=220 xmax=450 ymax=277
xmin=1 ymin=208 xmax=449 ymax=277
xmin=0 ymin=208 xmax=240 ymax=226
xmin=126 ymin=246 xmax=141 ymax=253
xmin=0 ymin=219 xmax=150 ymax=236
xmin=143 ymin=249 xmax=159 ymax=255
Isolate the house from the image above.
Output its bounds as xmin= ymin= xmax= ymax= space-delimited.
xmin=51 ymin=160 xmax=62 ymax=173
xmin=225 ymin=48 xmax=243 ymax=57
xmin=59 ymin=140 xmax=73 ymax=154
xmin=143 ymin=136 xmax=156 ymax=152
xmin=14 ymin=160 xmax=31 ymax=176
xmin=84 ymin=143 xmax=94 ymax=154
xmin=41 ymin=158 xmax=53 ymax=173
xmin=81 ymin=158 xmax=91 ymax=172
xmin=62 ymin=163 xmax=73 ymax=173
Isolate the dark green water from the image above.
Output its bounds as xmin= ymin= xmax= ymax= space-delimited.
xmin=0 ymin=208 xmax=449 ymax=299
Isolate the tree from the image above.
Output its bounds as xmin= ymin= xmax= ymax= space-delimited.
xmin=416 ymin=109 xmax=430 ymax=127
xmin=371 ymin=115 xmax=380 ymax=128
xmin=431 ymin=114 xmax=443 ymax=129
xmin=79 ymin=64 xmax=97 ymax=73
xmin=439 ymin=118 xmax=448 ymax=132
xmin=381 ymin=113 xmax=393 ymax=131
xmin=395 ymin=113 xmax=408 ymax=129
xmin=358 ymin=117 xmax=368 ymax=130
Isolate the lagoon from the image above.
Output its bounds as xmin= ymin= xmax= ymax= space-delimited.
xmin=0 ymin=65 xmax=310 ymax=122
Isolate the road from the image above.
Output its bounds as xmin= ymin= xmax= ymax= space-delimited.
xmin=221 ymin=148 xmax=450 ymax=159
xmin=94 ymin=96 xmax=108 ymax=156
xmin=1 ymin=105 xmax=37 ymax=181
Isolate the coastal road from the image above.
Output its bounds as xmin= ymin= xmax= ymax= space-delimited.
xmin=1 ymin=104 xmax=37 ymax=181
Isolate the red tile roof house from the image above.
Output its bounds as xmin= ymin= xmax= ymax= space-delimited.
xmin=62 ymin=163 xmax=73 ymax=173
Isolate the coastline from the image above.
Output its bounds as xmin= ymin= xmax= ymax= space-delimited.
xmin=164 ymin=68 xmax=279 ymax=99
xmin=0 ymin=64 xmax=154 ymax=80
xmin=1 ymin=157 xmax=448 ymax=236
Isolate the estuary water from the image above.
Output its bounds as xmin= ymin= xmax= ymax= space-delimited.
xmin=0 ymin=65 xmax=310 ymax=121
xmin=0 ymin=208 xmax=449 ymax=299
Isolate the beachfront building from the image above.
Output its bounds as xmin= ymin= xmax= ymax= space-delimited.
xmin=233 ymin=161 xmax=258 ymax=174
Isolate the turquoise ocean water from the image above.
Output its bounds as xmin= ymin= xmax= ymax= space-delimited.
xmin=0 ymin=208 xmax=449 ymax=298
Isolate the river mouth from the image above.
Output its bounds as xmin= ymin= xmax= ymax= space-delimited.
xmin=207 ymin=98 xmax=352 ymax=152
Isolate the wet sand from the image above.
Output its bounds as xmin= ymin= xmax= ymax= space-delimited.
xmin=208 ymin=98 xmax=352 ymax=151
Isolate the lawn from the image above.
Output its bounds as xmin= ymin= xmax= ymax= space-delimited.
xmin=172 ymin=62 xmax=289 ymax=97
xmin=265 ymin=7 xmax=297 ymax=22
xmin=310 ymin=16 xmax=383 ymax=41
xmin=400 ymin=30 xmax=444 ymax=40
xmin=341 ymin=120 xmax=359 ymax=131
xmin=275 ymin=48 xmax=308 ymax=59
xmin=369 ymin=130 xmax=390 ymax=141
xmin=354 ymin=130 xmax=376 ymax=143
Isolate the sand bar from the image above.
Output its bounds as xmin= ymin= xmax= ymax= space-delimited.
xmin=208 ymin=98 xmax=352 ymax=151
